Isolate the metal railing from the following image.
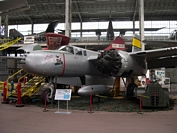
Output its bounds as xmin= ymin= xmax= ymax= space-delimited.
xmin=0 ymin=33 xmax=175 ymax=46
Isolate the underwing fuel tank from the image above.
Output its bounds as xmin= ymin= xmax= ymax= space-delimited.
xmin=77 ymin=85 xmax=111 ymax=96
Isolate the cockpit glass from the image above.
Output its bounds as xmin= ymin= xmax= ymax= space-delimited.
xmin=58 ymin=46 xmax=74 ymax=54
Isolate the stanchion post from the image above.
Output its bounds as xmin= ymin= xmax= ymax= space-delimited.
xmin=88 ymin=93 xmax=94 ymax=113
xmin=2 ymin=81 xmax=9 ymax=104
xmin=16 ymin=82 xmax=24 ymax=107
xmin=43 ymin=92 xmax=49 ymax=112
xmin=137 ymin=95 xmax=143 ymax=114
xmin=24 ymin=76 xmax=27 ymax=85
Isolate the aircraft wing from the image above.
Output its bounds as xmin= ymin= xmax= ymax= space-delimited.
xmin=57 ymin=27 xmax=164 ymax=33
xmin=0 ymin=56 xmax=24 ymax=60
xmin=17 ymin=43 xmax=42 ymax=52
xmin=0 ymin=56 xmax=25 ymax=65
xmin=143 ymin=40 xmax=177 ymax=48
xmin=129 ymin=47 xmax=177 ymax=69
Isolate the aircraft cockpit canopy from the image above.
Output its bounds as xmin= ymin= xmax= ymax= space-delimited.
xmin=58 ymin=46 xmax=74 ymax=54
xmin=59 ymin=46 xmax=87 ymax=56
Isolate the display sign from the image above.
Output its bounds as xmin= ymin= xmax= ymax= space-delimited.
xmin=54 ymin=89 xmax=72 ymax=100
xmin=24 ymin=36 xmax=35 ymax=44
xmin=112 ymin=43 xmax=125 ymax=49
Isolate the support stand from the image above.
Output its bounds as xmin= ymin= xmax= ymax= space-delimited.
xmin=55 ymin=100 xmax=71 ymax=114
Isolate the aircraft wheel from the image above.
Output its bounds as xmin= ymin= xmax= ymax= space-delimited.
xmin=41 ymin=88 xmax=52 ymax=104
xmin=126 ymin=83 xmax=137 ymax=98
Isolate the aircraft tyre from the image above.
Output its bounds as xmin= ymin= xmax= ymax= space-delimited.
xmin=41 ymin=88 xmax=52 ymax=104
xmin=126 ymin=83 xmax=137 ymax=98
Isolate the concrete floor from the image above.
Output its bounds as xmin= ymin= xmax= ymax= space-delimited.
xmin=0 ymin=97 xmax=177 ymax=133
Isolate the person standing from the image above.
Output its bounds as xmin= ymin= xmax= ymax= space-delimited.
xmin=10 ymin=79 xmax=15 ymax=93
xmin=149 ymin=69 xmax=158 ymax=83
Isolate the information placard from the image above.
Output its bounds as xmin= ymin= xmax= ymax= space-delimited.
xmin=24 ymin=36 xmax=35 ymax=44
xmin=54 ymin=89 xmax=72 ymax=100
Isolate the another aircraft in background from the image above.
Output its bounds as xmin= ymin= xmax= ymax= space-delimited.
xmin=57 ymin=20 xmax=165 ymax=40
xmin=8 ymin=19 xmax=165 ymax=42
xmin=143 ymin=25 xmax=177 ymax=48
xmin=8 ymin=20 xmax=60 ymax=42
xmin=143 ymin=30 xmax=177 ymax=49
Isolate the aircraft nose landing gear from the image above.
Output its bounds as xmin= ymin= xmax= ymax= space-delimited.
xmin=41 ymin=84 xmax=54 ymax=104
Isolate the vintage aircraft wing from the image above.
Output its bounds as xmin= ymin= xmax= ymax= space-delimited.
xmin=129 ymin=47 xmax=177 ymax=69
xmin=17 ymin=43 xmax=42 ymax=52
xmin=0 ymin=56 xmax=24 ymax=60
xmin=57 ymin=27 xmax=164 ymax=33
xmin=0 ymin=44 xmax=41 ymax=60
xmin=143 ymin=40 xmax=177 ymax=48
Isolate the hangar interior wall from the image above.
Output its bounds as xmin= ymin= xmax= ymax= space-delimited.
xmin=0 ymin=58 xmax=8 ymax=81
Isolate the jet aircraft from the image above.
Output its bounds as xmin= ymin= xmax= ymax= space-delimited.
xmin=143 ymin=27 xmax=177 ymax=48
xmin=143 ymin=35 xmax=177 ymax=50
xmin=58 ymin=19 xmax=165 ymax=40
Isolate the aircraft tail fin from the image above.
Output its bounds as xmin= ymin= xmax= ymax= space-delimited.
xmin=132 ymin=34 xmax=141 ymax=52
xmin=104 ymin=36 xmax=126 ymax=51
xmin=45 ymin=33 xmax=70 ymax=50
xmin=45 ymin=20 xmax=70 ymax=50
xmin=46 ymin=20 xmax=60 ymax=33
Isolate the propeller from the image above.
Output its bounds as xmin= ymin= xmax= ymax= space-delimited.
xmin=96 ymin=49 xmax=122 ymax=76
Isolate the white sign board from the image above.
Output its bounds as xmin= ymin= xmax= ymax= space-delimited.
xmin=54 ymin=89 xmax=72 ymax=100
xmin=112 ymin=43 xmax=125 ymax=49
xmin=24 ymin=36 xmax=35 ymax=44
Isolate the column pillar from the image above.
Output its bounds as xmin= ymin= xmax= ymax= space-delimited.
xmin=139 ymin=0 xmax=145 ymax=51
xmin=65 ymin=0 xmax=72 ymax=37
xmin=0 ymin=16 xmax=2 ymax=36
xmin=31 ymin=22 xmax=34 ymax=35
xmin=4 ymin=15 xmax=8 ymax=38
xmin=80 ymin=21 xmax=82 ymax=37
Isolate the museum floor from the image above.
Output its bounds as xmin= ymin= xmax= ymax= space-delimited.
xmin=0 ymin=97 xmax=177 ymax=133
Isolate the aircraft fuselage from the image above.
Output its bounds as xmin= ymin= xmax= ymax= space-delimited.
xmin=21 ymin=45 xmax=147 ymax=78
xmin=22 ymin=49 xmax=100 ymax=77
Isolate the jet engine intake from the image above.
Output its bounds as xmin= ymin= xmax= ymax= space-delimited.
xmin=96 ymin=49 xmax=122 ymax=76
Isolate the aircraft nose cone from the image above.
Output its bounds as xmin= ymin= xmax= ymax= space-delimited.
xmin=21 ymin=53 xmax=37 ymax=74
